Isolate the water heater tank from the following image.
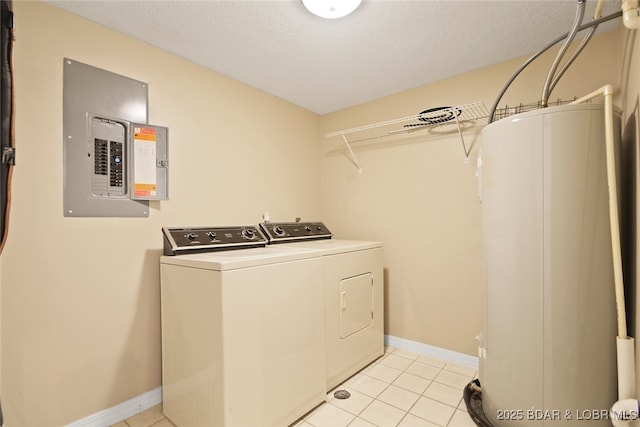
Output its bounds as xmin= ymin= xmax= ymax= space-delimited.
xmin=478 ymin=103 xmax=619 ymax=426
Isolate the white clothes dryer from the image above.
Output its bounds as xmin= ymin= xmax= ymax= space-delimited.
xmin=260 ymin=222 xmax=384 ymax=390
xmin=160 ymin=226 xmax=326 ymax=427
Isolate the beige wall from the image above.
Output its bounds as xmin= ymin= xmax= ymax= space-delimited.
xmin=320 ymin=30 xmax=620 ymax=356
xmin=1 ymin=1 xmax=632 ymax=425
xmin=3 ymin=2 xmax=321 ymax=425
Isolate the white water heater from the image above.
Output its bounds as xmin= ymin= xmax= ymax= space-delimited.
xmin=478 ymin=103 xmax=619 ymax=426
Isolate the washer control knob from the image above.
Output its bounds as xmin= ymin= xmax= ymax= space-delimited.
xmin=273 ymin=226 xmax=285 ymax=236
xmin=304 ymin=225 xmax=312 ymax=232
xmin=206 ymin=231 xmax=217 ymax=240
xmin=185 ymin=232 xmax=199 ymax=240
xmin=242 ymin=228 xmax=257 ymax=240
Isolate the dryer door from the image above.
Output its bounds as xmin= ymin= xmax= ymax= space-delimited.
xmin=340 ymin=273 xmax=373 ymax=338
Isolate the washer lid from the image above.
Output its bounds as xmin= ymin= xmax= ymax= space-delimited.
xmin=282 ymin=239 xmax=382 ymax=255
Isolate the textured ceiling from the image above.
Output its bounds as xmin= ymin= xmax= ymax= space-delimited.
xmin=46 ymin=0 xmax=622 ymax=114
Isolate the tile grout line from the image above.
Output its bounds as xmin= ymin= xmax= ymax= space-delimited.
xmin=361 ymin=350 xmax=475 ymax=426
xmin=302 ymin=346 xmax=477 ymax=427
xmin=401 ymin=362 xmax=446 ymax=427
xmin=360 ymin=352 xmax=450 ymax=426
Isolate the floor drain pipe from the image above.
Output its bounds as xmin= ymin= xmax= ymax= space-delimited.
xmin=613 ymin=336 xmax=638 ymax=425
xmin=611 ymin=399 xmax=640 ymax=426
xmin=571 ymin=85 xmax=637 ymax=424
xmin=612 ymin=1 xmax=640 ymax=419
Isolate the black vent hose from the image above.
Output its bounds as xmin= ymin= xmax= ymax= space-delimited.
xmin=0 ymin=0 xmax=13 ymax=259
xmin=463 ymin=379 xmax=497 ymax=427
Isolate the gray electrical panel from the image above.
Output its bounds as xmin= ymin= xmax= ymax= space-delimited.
xmin=63 ymin=58 xmax=169 ymax=217
xmin=90 ymin=116 xmax=127 ymax=198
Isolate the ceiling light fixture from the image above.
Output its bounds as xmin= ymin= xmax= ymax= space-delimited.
xmin=302 ymin=0 xmax=363 ymax=19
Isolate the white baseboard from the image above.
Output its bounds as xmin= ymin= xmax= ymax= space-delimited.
xmin=385 ymin=334 xmax=479 ymax=369
xmin=66 ymin=337 xmax=475 ymax=426
xmin=66 ymin=387 xmax=162 ymax=427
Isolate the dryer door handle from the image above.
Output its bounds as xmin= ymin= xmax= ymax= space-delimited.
xmin=341 ymin=291 xmax=347 ymax=309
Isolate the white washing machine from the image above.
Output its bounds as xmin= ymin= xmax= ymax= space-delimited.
xmin=160 ymin=226 xmax=326 ymax=427
xmin=260 ymin=222 xmax=384 ymax=390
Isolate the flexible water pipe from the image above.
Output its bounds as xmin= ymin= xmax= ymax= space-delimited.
xmin=488 ymin=10 xmax=622 ymax=123
xmin=548 ymin=0 xmax=605 ymax=94
xmin=541 ymin=0 xmax=585 ymax=107
xmin=570 ymin=86 xmax=637 ymax=425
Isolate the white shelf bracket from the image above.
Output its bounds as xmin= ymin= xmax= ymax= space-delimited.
xmin=453 ymin=112 xmax=471 ymax=163
xmin=341 ymin=134 xmax=363 ymax=174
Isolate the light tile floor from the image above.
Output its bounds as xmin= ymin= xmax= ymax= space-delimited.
xmin=112 ymin=346 xmax=477 ymax=427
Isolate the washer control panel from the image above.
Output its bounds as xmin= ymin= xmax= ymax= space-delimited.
xmin=162 ymin=226 xmax=267 ymax=255
xmin=259 ymin=222 xmax=332 ymax=243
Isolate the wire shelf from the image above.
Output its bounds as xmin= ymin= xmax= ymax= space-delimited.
xmin=325 ymin=102 xmax=489 ymax=142
xmin=324 ymin=102 xmax=489 ymax=172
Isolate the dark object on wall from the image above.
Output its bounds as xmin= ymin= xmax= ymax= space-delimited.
xmin=0 ymin=0 xmax=14 ymax=261
xmin=463 ymin=379 xmax=496 ymax=427
xmin=403 ymin=106 xmax=462 ymax=128
xmin=0 ymin=0 xmax=14 ymax=421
